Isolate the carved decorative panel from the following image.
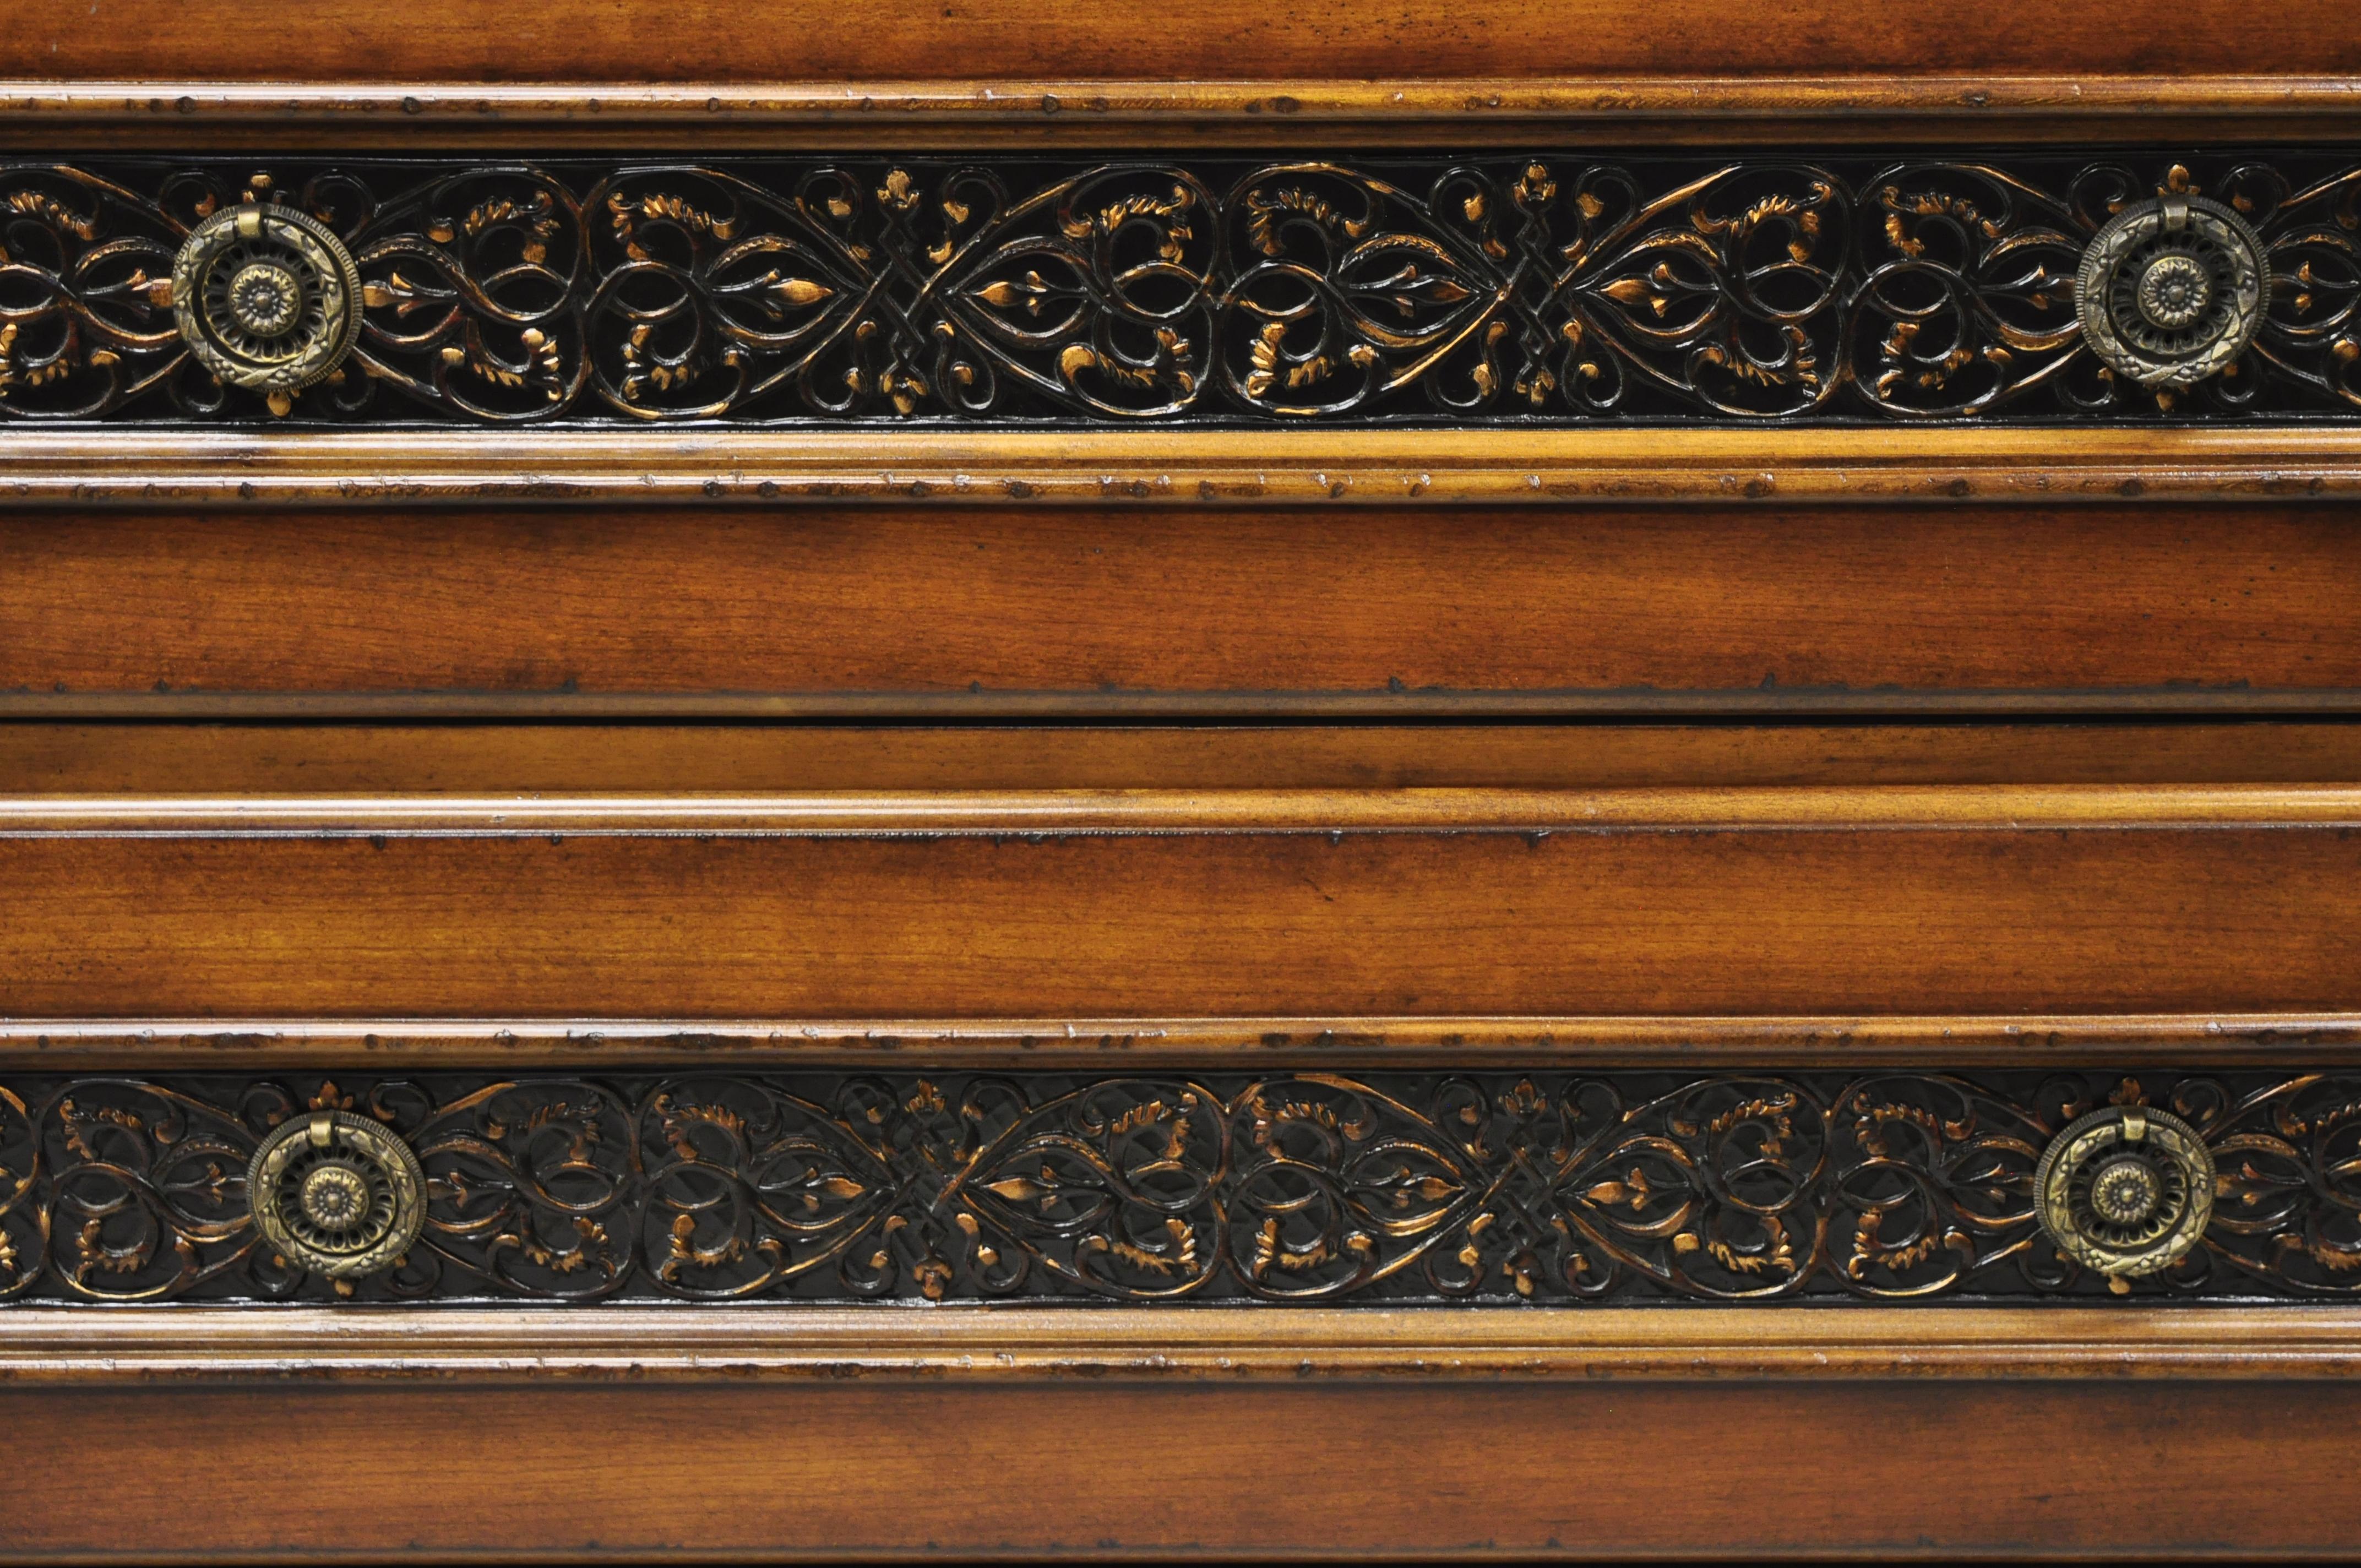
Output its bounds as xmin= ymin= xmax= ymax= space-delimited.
xmin=3 ymin=1069 xmax=2357 ymax=1304
xmin=6 ymin=154 xmax=2361 ymax=424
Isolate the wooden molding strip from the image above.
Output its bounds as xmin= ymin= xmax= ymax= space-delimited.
xmin=14 ymin=722 xmax=2361 ymax=794
xmin=4 ymin=1304 xmax=2359 ymax=1382
xmin=5 ymin=75 xmax=2359 ymax=148
xmin=6 ymin=785 xmax=2358 ymax=836
xmin=6 ymin=1013 xmax=2356 ymax=1069
xmin=18 ymin=691 xmax=2361 ymax=721
xmin=6 ymin=428 xmax=2359 ymax=509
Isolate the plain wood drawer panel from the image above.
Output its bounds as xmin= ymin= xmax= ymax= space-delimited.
xmin=9 ymin=505 xmax=2361 ymax=717
xmin=5 ymin=800 xmax=2359 ymax=1017
xmin=4 ymin=1378 xmax=2357 ymax=1561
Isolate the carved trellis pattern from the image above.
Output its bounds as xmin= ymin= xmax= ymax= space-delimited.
xmin=4 ymin=153 xmax=2361 ymax=424
xmin=3 ymin=1069 xmax=2358 ymax=1304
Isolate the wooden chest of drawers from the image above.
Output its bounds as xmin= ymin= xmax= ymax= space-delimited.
xmin=7 ymin=2 xmax=2361 ymax=1560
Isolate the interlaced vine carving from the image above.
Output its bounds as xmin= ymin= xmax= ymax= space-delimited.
xmin=0 ymin=1069 xmax=2355 ymax=1304
xmin=6 ymin=153 xmax=2360 ymax=423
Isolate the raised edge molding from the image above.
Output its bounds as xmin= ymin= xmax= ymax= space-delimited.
xmin=4 ymin=783 xmax=2358 ymax=835
xmin=7 ymin=428 xmax=2360 ymax=508
xmin=3 ymin=77 xmax=2359 ymax=149
xmin=3 ymin=1304 xmax=2359 ymax=1380
xmin=4 ymin=1015 xmax=2357 ymax=1069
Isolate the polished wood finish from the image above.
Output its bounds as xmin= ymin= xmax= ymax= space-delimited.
xmin=12 ymin=0 xmax=2361 ymax=1555
xmin=12 ymin=722 xmax=2361 ymax=793
xmin=5 ymin=1376 xmax=2358 ymax=1561
xmin=5 ymin=794 xmax=2358 ymax=1017
xmin=11 ymin=503 xmax=2361 ymax=718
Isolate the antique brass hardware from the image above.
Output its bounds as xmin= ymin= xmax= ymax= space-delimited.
xmin=2076 ymin=194 xmax=2267 ymax=388
xmin=246 ymin=1109 xmax=426 ymax=1280
xmin=170 ymin=202 xmax=362 ymax=400
xmin=2034 ymin=1104 xmax=2216 ymax=1289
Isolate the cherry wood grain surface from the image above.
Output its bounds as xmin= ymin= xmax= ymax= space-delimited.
xmin=3 ymin=1379 xmax=2354 ymax=1561
xmin=13 ymin=0 xmax=2348 ymax=86
xmin=12 ymin=721 xmax=2361 ymax=793
xmin=9 ymin=505 xmax=2360 ymax=716
xmin=5 ymin=803 xmax=2357 ymax=1017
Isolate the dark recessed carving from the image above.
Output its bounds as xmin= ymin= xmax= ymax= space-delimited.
xmin=3 ymin=1069 xmax=2357 ymax=1305
xmin=2 ymin=154 xmax=2359 ymax=425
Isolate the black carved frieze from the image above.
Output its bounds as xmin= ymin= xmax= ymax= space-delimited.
xmin=3 ymin=1069 xmax=2358 ymax=1305
xmin=4 ymin=154 xmax=2361 ymax=426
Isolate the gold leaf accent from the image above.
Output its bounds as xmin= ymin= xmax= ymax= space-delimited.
xmin=1108 ymin=1218 xmax=1199 ymax=1277
xmin=1585 ymin=1168 xmax=1651 ymax=1211
xmin=5 ymin=190 xmax=99 ymax=241
xmin=1242 ymin=186 xmax=1364 ymax=257
xmin=1243 ymin=321 xmax=1287 ymax=399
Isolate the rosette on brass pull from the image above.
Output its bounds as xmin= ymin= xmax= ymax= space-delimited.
xmin=2034 ymin=1104 xmax=2215 ymax=1291
xmin=2076 ymin=194 xmax=2267 ymax=388
xmin=247 ymin=1110 xmax=426 ymax=1280
xmin=170 ymin=202 xmax=362 ymax=402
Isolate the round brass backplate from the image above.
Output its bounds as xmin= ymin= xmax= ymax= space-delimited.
xmin=247 ymin=1110 xmax=427 ymax=1280
xmin=2075 ymin=194 xmax=2267 ymax=388
xmin=171 ymin=203 xmax=363 ymax=393
xmin=2034 ymin=1104 xmax=2215 ymax=1285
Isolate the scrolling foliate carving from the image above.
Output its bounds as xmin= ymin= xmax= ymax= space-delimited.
xmin=6 ymin=153 xmax=2361 ymax=424
xmin=2 ymin=1070 xmax=2359 ymax=1305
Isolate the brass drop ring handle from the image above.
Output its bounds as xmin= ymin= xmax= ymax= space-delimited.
xmin=247 ymin=1109 xmax=427 ymax=1280
xmin=171 ymin=203 xmax=363 ymax=394
xmin=2034 ymin=1104 xmax=2215 ymax=1289
xmin=2076 ymin=194 xmax=2267 ymax=388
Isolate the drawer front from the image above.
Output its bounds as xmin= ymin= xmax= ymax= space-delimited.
xmin=4 ymin=1065 xmax=2354 ymax=1306
xmin=9 ymin=504 xmax=2361 ymax=717
xmin=3 ymin=151 xmax=2357 ymax=429
xmin=4 ymin=790 xmax=2360 ymax=1017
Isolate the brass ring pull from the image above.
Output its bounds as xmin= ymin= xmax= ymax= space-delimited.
xmin=2076 ymin=194 xmax=2267 ymax=388
xmin=247 ymin=1110 xmax=426 ymax=1281
xmin=2034 ymin=1104 xmax=2215 ymax=1290
xmin=170 ymin=203 xmax=363 ymax=399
